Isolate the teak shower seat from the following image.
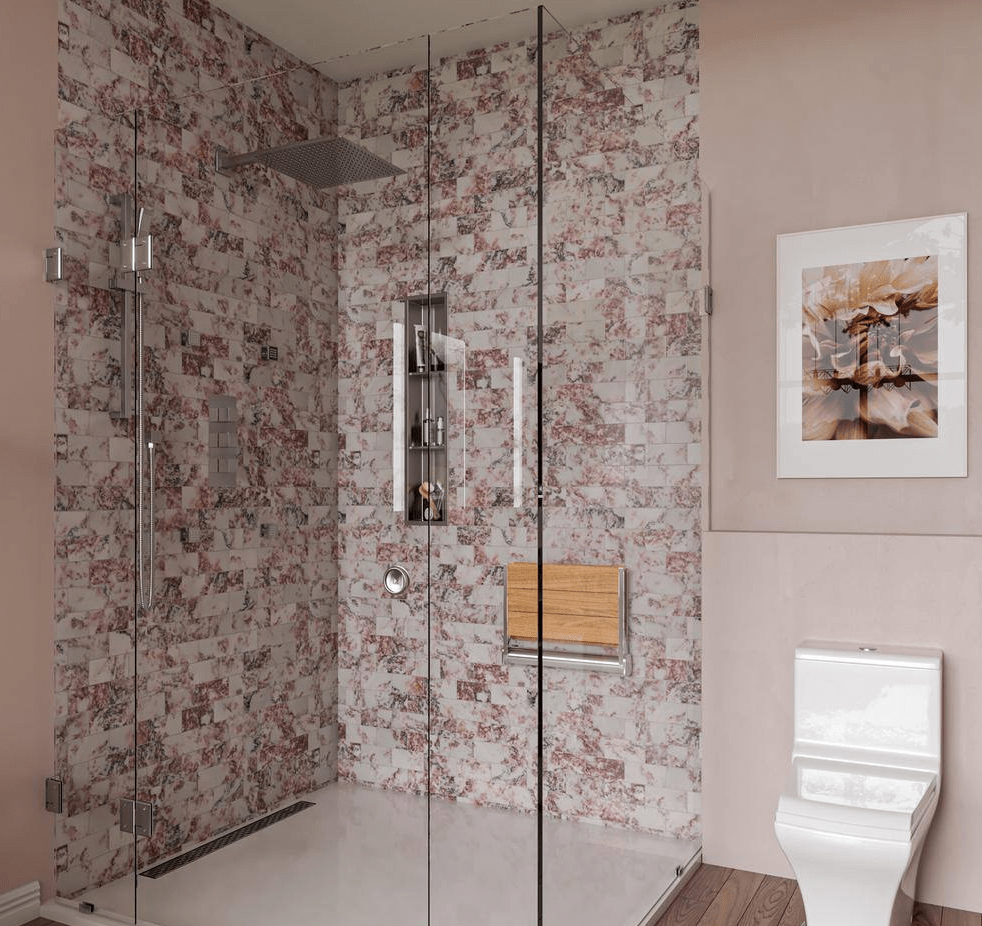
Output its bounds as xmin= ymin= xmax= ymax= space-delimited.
xmin=502 ymin=563 xmax=631 ymax=675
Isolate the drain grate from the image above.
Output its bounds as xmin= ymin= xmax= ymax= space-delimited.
xmin=140 ymin=801 xmax=315 ymax=879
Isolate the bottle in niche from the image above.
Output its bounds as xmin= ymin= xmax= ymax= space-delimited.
xmin=436 ymin=416 xmax=444 ymax=446
xmin=411 ymin=410 xmax=421 ymax=447
xmin=422 ymin=407 xmax=432 ymax=447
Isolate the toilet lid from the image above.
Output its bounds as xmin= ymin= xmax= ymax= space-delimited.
xmin=776 ymin=757 xmax=937 ymax=839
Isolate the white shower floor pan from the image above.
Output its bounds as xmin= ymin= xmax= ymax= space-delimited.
xmin=45 ymin=782 xmax=700 ymax=926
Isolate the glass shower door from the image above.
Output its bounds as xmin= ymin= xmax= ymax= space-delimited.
xmin=125 ymin=29 xmax=435 ymax=926
xmin=539 ymin=4 xmax=704 ymax=925
xmin=425 ymin=10 xmax=541 ymax=925
xmin=50 ymin=103 xmax=140 ymax=921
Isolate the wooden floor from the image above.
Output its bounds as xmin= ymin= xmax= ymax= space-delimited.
xmin=651 ymin=865 xmax=982 ymax=926
xmin=22 ymin=869 xmax=982 ymax=926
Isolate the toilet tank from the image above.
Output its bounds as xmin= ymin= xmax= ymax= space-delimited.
xmin=793 ymin=641 xmax=942 ymax=772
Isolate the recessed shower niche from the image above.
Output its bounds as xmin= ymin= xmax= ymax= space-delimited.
xmin=403 ymin=292 xmax=448 ymax=524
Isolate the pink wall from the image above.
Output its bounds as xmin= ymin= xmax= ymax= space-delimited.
xmin=701 ymin=0 xmax=982 ymax=911
xmin=0 ymin=0 xmax=58 ymax=899
xmin=703 ymin=0 xmax=982 ymax=534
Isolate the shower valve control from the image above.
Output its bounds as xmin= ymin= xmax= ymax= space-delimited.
xmin=209 ymin=395 xmax=239 ymax=488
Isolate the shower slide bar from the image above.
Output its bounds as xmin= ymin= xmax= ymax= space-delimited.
xmin=502 ymin=563 xmax=631 ymax=676
xmin=108 ymin=192 xmax=156 ymax=612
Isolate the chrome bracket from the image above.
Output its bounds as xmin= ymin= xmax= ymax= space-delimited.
xmin=44 ymin=777 xmax=63 ymax=813
xmin=703 ymin=284 xmax=713 ymax=316
xmin=120 ymin=797 xmax=154 ymax=837
xmin=120 ymin=234 xmax=153 ymax=274
xmin=108 ymin=191 xmax=152 ymax=278
xmin=215 ymin=146 xmax=233 ymax=176
xmin=43 ymin=247 xmax=63 ymax=282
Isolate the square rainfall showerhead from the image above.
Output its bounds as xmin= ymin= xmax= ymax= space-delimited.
xmin=216 ymin=136 xmax=405 ymax=189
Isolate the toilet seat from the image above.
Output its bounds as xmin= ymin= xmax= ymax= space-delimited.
xmin=776 ymin=757 xmax=937 ymax=842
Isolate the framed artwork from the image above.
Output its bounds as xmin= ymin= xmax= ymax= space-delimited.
xmin=777 ymin=213 xmax=967 ymax=478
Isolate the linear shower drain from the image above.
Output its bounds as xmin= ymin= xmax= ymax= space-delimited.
xmin=140 ymin=801 xmax=315 ymax=878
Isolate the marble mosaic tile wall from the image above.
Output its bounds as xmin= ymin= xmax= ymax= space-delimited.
xmin=336 ymin=1 xmax=702 ymax=837
xmin=540 ymin=3 xmax=702 ymax=836
xmin=53 ymin=0 xmax=339 ymax=895
xmin=335 ymin=28 xmax=542 ymax=804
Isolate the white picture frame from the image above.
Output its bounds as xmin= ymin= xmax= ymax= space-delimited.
xmin=777 ymin=213 xmax=967 ymax=479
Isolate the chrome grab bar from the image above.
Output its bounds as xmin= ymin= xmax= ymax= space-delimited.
xmin=135 ymin=284 xmax=154 ymax=613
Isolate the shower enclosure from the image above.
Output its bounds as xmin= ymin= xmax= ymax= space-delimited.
xmin=49 ymin=3 xmax=703 ymax=925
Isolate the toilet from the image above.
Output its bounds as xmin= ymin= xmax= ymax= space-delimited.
xmin=774 ymin=641 xmax=942 ymax=926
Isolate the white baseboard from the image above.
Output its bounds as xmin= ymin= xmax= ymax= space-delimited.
xmin=0 ymin=882 xmax=40 ymax=926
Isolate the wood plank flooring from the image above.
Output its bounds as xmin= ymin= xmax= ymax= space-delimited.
xmin=652 ymin=865 xmax=981 ymax=926
xmin=21 ymin=869 xmax=982 ymax=926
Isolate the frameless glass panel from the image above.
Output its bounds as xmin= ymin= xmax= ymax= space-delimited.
xmin=330 ymin=32 xmax=433 ymax=926
xmin=540 ymin=4 xmax=703 ymax=925
xmin=426 ymin=10 xmax=541 ymax=926
xmin=121 ymin=28 xmax=431 ymax=926
xmin=51 ymin=97 xmax=139 ymax=922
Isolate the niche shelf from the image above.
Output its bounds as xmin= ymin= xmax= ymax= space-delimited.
xmin=404 ymin=292 xmax=448 ymax=525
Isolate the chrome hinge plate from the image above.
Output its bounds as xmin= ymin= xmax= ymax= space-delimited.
xmin=120 ymin=235 xmax=153 ymax=274
xmin=43 ymin=247 xmax=63 ymax=283
xmin=703 ymin=284 xmax=713 ymax=316
xmin=45 ymin=777 xmax=64 ymax=813
xmin=120 ymin=797 xmax=154 ymax=837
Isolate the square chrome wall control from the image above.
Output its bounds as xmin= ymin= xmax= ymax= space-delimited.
xmin=44 ymin=777 xmax=63 ymax=813
xmin=208 ymin=395 xmax=238 ymax=487
xmin=43 ymin=247 xmax=63 ymax=283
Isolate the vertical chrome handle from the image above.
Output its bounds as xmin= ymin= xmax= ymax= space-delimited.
xmin=136 ymin=291 xmax=154 ymax=613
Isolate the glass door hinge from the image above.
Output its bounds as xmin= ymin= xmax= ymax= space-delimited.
xmin=43 ymin=247 xmax=63 ymax=283
xmin=120 ymin=797 xmax=154 ymax=837
xmin=702 ymin=285 xmax=713 ymax=316
xmin=44 ymin=777 xmax=63 ymax=813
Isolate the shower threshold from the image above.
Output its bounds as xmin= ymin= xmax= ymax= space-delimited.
xmin=44 ymin=782 xmax=700 ymax=926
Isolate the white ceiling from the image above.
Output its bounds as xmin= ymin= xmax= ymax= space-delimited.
xmin=211 ymin=0 xmax=650 ymax=78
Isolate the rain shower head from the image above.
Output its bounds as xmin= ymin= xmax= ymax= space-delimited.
xmin=215 ymin=136 xmax=404 ymax=189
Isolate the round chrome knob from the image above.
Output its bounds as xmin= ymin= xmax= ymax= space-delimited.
xmin=383 ymin=565 xmax=410 ymax=598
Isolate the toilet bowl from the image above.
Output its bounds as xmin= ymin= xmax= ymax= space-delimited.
xmin=774 ymin=641 xmax=942 ymax=926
